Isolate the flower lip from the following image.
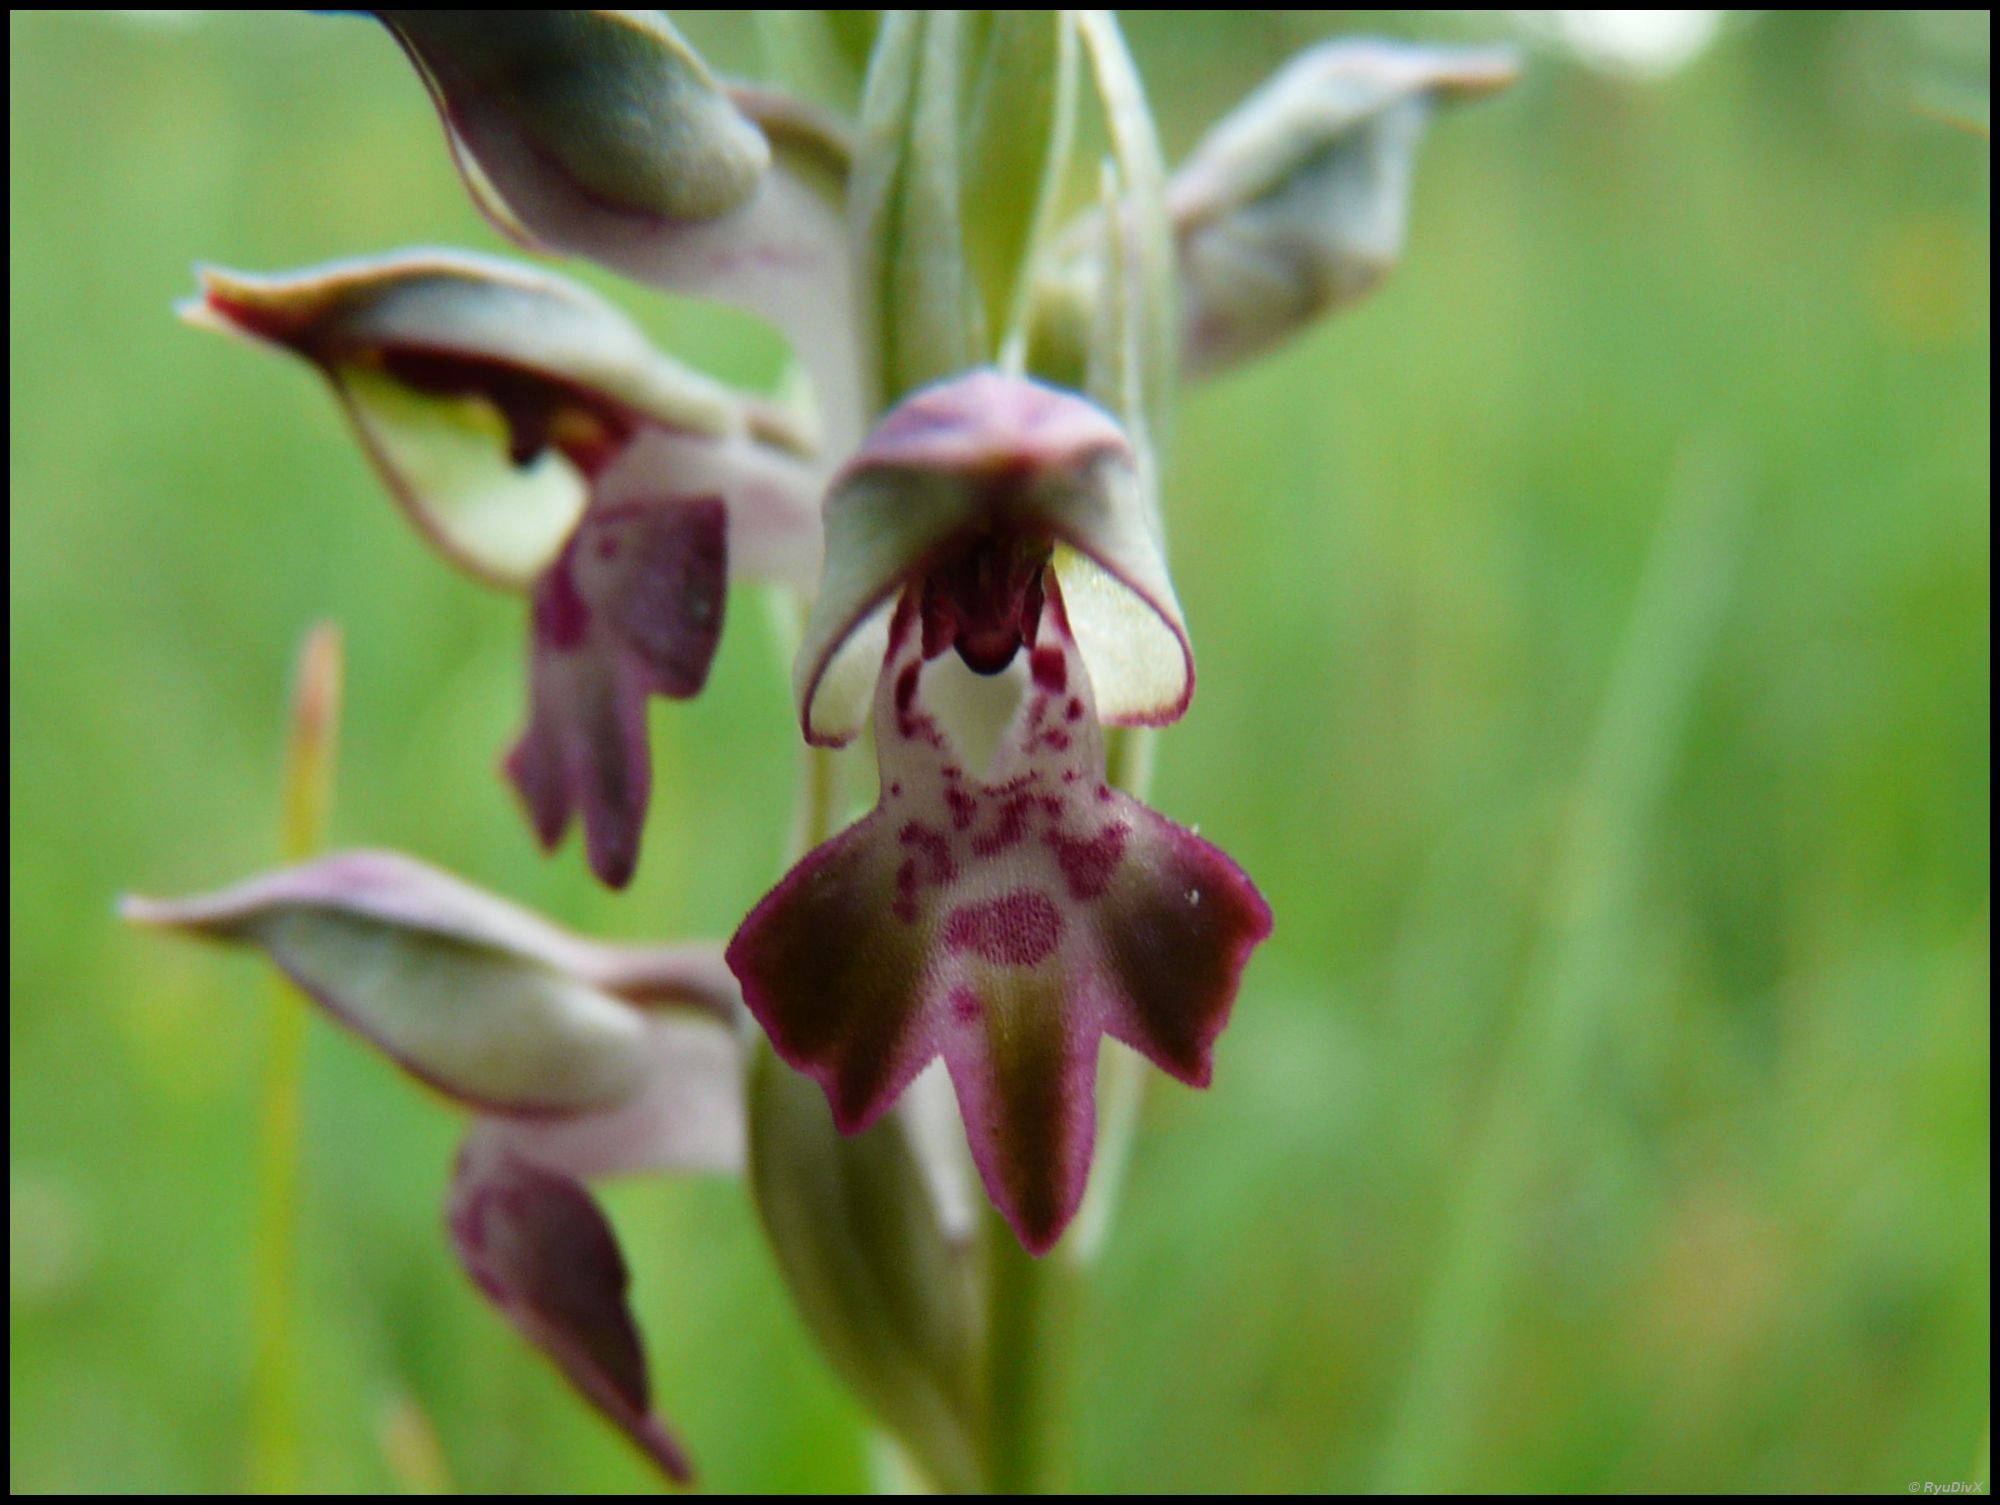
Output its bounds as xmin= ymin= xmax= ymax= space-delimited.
xmin=736 ymin=586 xmax=1269 ymax=1253
xmin=794 ymin=371 xmax=1193 ymax=746
xmin=449 ymin=1135 xmax=696 ymax=1483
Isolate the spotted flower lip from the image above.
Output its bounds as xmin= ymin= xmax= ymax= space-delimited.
xmin=794 ymin=369 xmax=1193 ymax=748
xmin=734 ymin=585 xmax=1271 ymax=1254
xmin=122 ymin=850 xmax=745 ymax=1482
xmin=188 ymin=251 xmax=823 ymax=887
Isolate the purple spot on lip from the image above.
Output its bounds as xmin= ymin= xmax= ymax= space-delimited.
xmin=943 ymin=889 xmax=1064 ymax=967
xmin=945 ymin=786 xmax=977 ymax=831
xmin=971 ymin=793 xmax=1034 ymax=856
xmin=1048 ymin=822 xmax=1129 ymax=901
xmin=1030 ymin=647 xmax=1067 ymax=692
xmin=898 ymin=821 xmax=956 ymax=888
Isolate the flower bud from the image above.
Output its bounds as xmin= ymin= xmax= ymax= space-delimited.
xmin=1169 ymin=40 xmax=1518 ymax=376
xmin=375 ymin=10 xmax=770 ymax=233
xmin=121 ymin=849 xmax=740 ymax=1120
xmin=370 ymin=12 xmax=864 ymax=448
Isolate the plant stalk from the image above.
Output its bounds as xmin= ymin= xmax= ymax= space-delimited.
xmin=249 ymin=622 xmax=342 ymax=1492
xmin=982 ymin=1207 xmax=1077 ymax=1494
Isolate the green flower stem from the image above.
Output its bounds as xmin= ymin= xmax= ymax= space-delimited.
xmin=797 ymin=737 xmax=849 ymax=855
xmin=982 ymin=1205 xmax=1077 ymax=1494
xmin=250 ymin=622 xmax=342 ymax=1492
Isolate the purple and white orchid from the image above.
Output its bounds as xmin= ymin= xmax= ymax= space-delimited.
xmin=127 ymin=10 xmax=1510 ymax=1489
xmin=187 ymin=252 xmax=824 ymax=887
xmin=124 ymin=851 xmax=743 ymax=1481
xmin=732 ymin=370 xmax=1269 ymax=1252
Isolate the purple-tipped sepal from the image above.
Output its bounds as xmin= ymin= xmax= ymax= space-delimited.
xmin=449 ymin=1134 xmax=693 ymax=1484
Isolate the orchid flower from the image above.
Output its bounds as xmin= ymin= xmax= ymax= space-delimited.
xmin=730 ymin=371 xmax=1270 ymax=1252
xmin=132 ymin=9 xmax=1511 ymax=1489
xmin=122 ymin=852 xmax=744 ymax=1482
xmin=189 ymin=252 xmax=823 ymax=888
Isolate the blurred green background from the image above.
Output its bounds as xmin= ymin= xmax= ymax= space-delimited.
xmin=9 ymin=9 xmax=1989 ymax=1494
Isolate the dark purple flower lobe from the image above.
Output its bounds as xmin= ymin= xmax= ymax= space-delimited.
xmin=508 ymin=494 xmax=728 ymax=888
xmin=449 ymin=1137 xmax=693 ymax=1483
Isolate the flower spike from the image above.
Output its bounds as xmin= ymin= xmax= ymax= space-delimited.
xmin=189 ymin=252 xmax=822 ymax=885
xmin=794 ymin=370 xmax=1191 ymax=748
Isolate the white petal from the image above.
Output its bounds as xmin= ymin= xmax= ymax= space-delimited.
xmin=1052 ymin=544 xmax=1190 ymax=726
xmin=336 ymin=363 xmax=586 ymax=586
